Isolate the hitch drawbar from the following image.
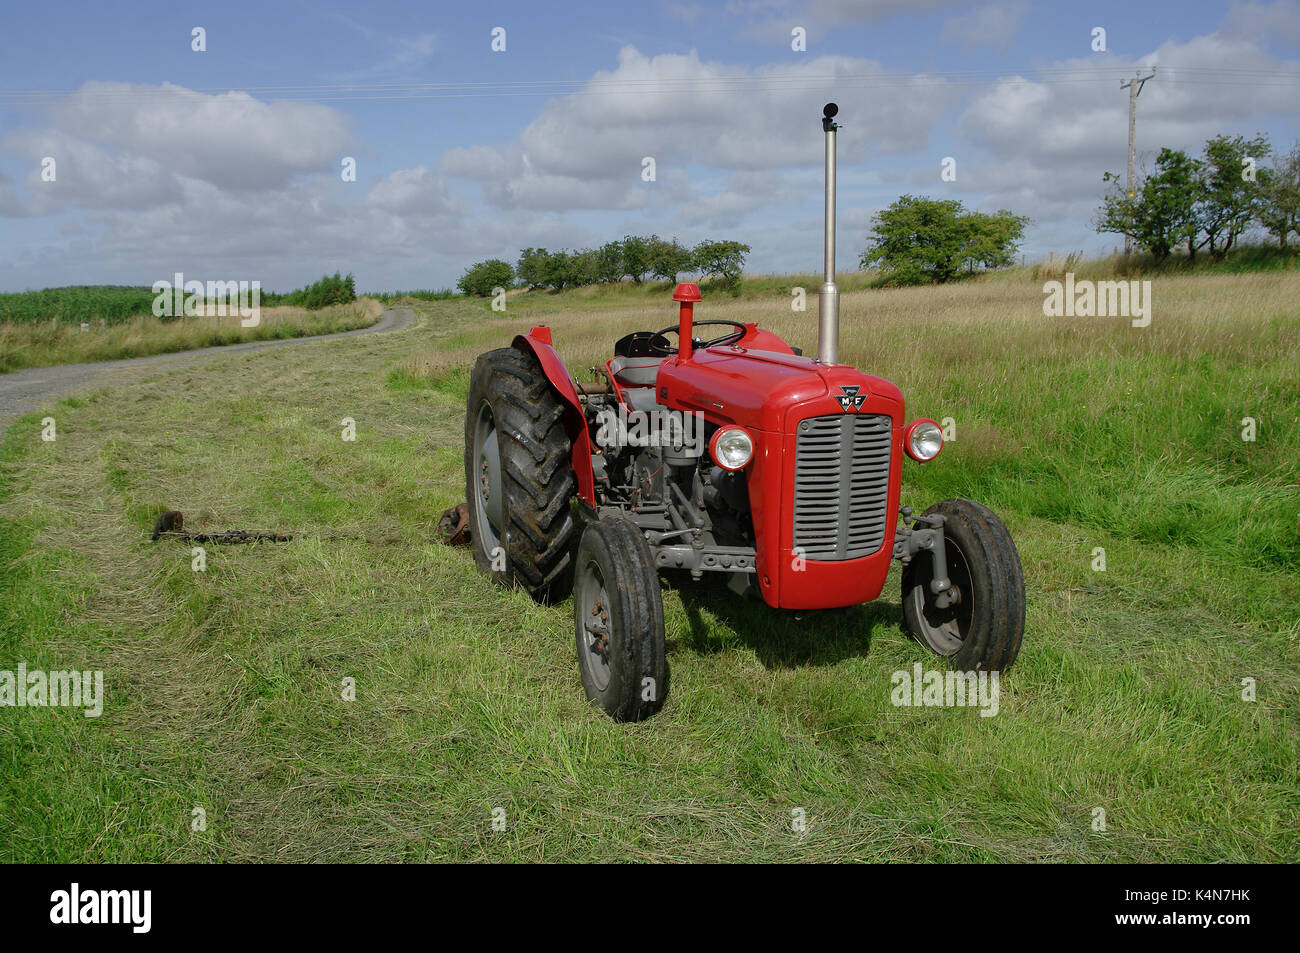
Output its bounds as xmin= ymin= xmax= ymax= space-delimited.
xmin=893 ymin=507 xmax=956 ymax=609
xmin=149 ymin=510 xmax=292 ymax=544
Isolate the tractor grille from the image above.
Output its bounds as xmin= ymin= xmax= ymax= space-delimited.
xmin=792 ymin=413 xmax=892 ymax=560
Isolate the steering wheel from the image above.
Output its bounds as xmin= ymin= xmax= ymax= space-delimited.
xmin=647 ymin=320 xmax=747 ymax=356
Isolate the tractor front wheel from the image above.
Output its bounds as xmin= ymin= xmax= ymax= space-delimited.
xmin=573 ymin=515 xmax=666 ymax=721
xmin=901 ymin=498 xmax=1024 ymax=671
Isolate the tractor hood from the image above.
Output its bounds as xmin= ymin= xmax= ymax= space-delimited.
xmin=656 ymin=345 xmax=903 ymax=433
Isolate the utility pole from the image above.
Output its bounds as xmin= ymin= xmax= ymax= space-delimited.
xmin=1120 ymin=67 xmax=1156 ymax=255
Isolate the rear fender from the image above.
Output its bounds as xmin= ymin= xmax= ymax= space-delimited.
xmin=512 ymin=326 xmax=596 ymax=504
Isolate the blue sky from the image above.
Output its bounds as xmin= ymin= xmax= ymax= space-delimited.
xmin=2 ymin=0 xmax=1298 ymax=292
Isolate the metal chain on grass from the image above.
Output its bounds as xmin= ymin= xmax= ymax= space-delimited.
xmin=150 ymin=510 xmax=292 ymax=544
xmin=154 ymin=529 xmax=293 ymax=544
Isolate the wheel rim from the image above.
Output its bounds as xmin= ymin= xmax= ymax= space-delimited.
xmin=577 ymin=558 xmax=612 ymax=692
xmin=910 ymin=535 xmax=975 ymax=656
xmin=472 ymin=401 xmax=504 ymax=557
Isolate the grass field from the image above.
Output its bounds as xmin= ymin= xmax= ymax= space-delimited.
xmin=1 ymin=269 xmax=1297 ymax=862
xmin=0 ymin=299 xmax=384 ymax=373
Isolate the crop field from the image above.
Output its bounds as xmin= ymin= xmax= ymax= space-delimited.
xmin=1 ymin=269 xmax=1297 ymax=862
xmin=0 ymin=286 xmax=163 ymax=325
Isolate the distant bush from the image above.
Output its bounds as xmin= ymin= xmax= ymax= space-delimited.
xmin=372 ymin=288 xmax=457 ymax=302
xmin=691 ymin=239 xmax=752 ymax=292
xmin=648 ymin=237 xmax=695 ymax=284
xmin=861 ymin=196 xmax=1028 ymax=285
xmin=516 ymin=248 xmax=551 ymax=290
xmin=261 ymin=272 xmax=357 ymax=310
xmin=457 ymin=259 xmax=514 ymax=297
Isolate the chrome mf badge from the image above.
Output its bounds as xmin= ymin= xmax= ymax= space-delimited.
xmin=835 ymin=384 xmax=866 ymax=412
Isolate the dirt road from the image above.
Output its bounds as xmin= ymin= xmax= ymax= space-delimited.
xmin=0 ymin=308 xmax=416 ymax=436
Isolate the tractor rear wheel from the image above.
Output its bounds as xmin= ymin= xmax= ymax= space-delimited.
xmin=901 ymin=498 xmax=1024 ymax=671
xmin=465 ymin=347 xmax=576 ymax=603
xmin=573 ymin=515 xmax=666 ymax=721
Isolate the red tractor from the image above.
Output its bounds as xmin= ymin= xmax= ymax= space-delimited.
xmin=464 ymin=103 xmax=1024 ymax=720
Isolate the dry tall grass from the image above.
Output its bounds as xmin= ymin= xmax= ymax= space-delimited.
xmin=397 ymin=271 xmax=1300 ymax=388
xmin=0 ymin=297 xmax=383 ymax=372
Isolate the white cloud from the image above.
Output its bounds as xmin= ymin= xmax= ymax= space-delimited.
xmin=728 ymin=0 xmax=968 ymax=42
xmin=365 ymin=166 xmax=460 ymax=216
xmin=1221 ymin=0 xmax=1300 ymax=45
xmin=1 ymin=132 xmax=187 ymax=216
xmin=807 ymin=0 xmax=967 ymax=22
xmin=50 ymin=82 xmax=356 ymax=191
xmin=441 ymin=47 xmax=949 ymax=212
xmin=665 ymin=3 xmax=705 ymax=25
xmin=440 ymin=145 xmax=513 ymax=181
xmin=678 ymin=170 xmax=798 ymax=229
xmin=940 ymin=1 xmax=1030 ymax=53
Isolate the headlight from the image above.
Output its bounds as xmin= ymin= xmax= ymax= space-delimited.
xmin=905 ymin=419 xmax=943 ymax=461
xmin=710 ymin=426 xmax=754 ymax=470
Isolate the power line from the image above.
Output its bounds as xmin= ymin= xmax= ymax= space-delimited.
xmin=0 ymin=65 xmax=1295 ymax=107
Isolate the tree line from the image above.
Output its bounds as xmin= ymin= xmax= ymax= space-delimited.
xmin=457 ymin=135 xmax=1300 ymax=299
xmin=0 ymin=273 xmax=358 ymax=325
xmin=261 ymin=272 xmax=356 ymax=309
xmin=457 ymin=236 xmax=751 ymax=296
xmin=1095 ymin=135 xmax=1300 ymax=261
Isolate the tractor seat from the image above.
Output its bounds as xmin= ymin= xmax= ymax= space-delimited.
xmin=607 ymin=355 xmax=662 ymax=387
xmin=621 ymin=386 xmax=665 ymax=413
xmin=607 ymin=355 xmax=665 ymax=412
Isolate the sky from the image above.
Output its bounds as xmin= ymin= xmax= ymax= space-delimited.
xmin=1 ymin=0 xmax=1298 ymax=293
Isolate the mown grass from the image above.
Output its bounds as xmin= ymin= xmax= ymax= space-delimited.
xmin=0 ymin=269 xmax=1296 ymax=862
xmin=0 ymin=299 xmax=383 ymax=373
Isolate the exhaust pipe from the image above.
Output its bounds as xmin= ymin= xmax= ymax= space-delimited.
xmin=817 ymin=102 xmax=840 ymax=364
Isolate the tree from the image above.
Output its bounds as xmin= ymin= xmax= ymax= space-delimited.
xmin=1094 ymin=174 xmax=1142 ymax=254
xmin=1259 ymin=143 xmax=1300 ymax=248
xmin=692 ymin=239 xmax=751 ymax=289
xmin=457 ymin=259 xmax=513 ymax=297
xmin=595 ymin=241 xmax=625 ymax=283
xmin=541 ymin=250 xmax=576 ymax=291
xmin=959 ymin=210 xmax=1029 ymax=272
xmin=302 ymin=272 xmax=357 ymax=309
xmin=620 ymin=235 xmax=651 ymax=283
xmin=1199 ymin=134 xmax=1270 ymax=259
xmin=1096 ymin=148 xmax=1201 ymax=263
xmin=860 ymin=196 xmax=1027 ymax=285
xmin=516 ymin=248 xmax=550 ymax=289
xmin=647 ymin=235 xmax=694 ymax=283
xmin=570 ymin=248 xmax=604 ymax=287
xmin=1097 ymin=134 xmax=1282 ymax=261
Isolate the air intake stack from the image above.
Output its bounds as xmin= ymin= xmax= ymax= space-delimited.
xmin=818 ymin=102 xmax=840 ymax=364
